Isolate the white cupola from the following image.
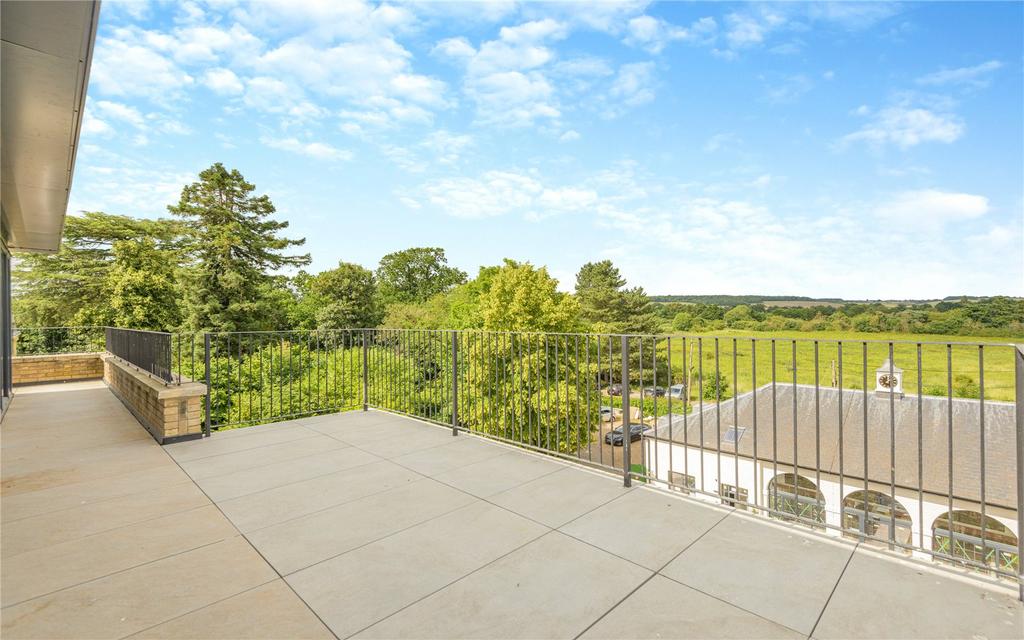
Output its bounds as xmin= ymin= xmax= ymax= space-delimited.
xmin=874 ymin=358 xmax=904 ymax=397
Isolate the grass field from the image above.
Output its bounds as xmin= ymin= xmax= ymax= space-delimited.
xmin=659 ymin=330 xmax=1021 ymax=403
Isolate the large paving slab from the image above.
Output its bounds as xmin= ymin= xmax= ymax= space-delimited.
xmin=353 ymin=532 xmax=653 ymax=639
xmin=580 ymin=575 xmax=804 ymax=639
xmin=813 ymin=549 xmax=1024 ymax=639
xmin=661 ymin=512 xmax=854 ymax=636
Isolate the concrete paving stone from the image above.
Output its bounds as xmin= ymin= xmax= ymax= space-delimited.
xmin=0 ymin=536 xmax=277 ymax=639
xmin=433 ymin=450 xmax=565 ymax=498
xmin=217 ymin=458 xmax=423 ymax=532
xmin=177 ymin=433 xmax=351 ymax=480
xmin=125 ymin=580 xmax=334 ymax=640
xmin=661 ymin=513 xmax=854 ymax=636
xmin=813 ymin=549 xmax=1024 ymax=640
xmin=580 ymin=575 xmax=803 ymax=639
xmin=490 ymin=466 xmax=629 ymax=528
xmin=1 ymin=480 xmax=209 ymax=558
xmin=355 ymin=531 xmax=652 ymax=639
xmin=1 ymin=505 xmax=237 ymax=607
xmin=311 ymin=419 xmax=423 ymax=444
xmin=0 ymin=464 xmax=191 ymax=522
xmin=287 ymin=501 xmax=548 ymax=638
xmin=353 ymin=425 xmax=456 ymax=458
xmin=560 ymin=486 xmax=729 ymax=570
xmin=247 ymin=478 xmax=477 ymax=575
xmin=163 ymin=423 xmax=320 ymax=462
xmin=194 ymin=445 xmax=380 ymax=502
xmin=392 ymin=435 xmax=510 ymax=477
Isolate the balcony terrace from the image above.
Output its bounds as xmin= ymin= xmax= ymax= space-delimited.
xmin=2 ymin=379 xmax=1021 ymax=639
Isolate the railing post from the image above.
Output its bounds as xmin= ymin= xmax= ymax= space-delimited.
xmin=362 ymin=331 xmax=369 ymax=411
xmin=1014 ymin=344 xmax=1023 ymax=601
xmin=621 ymin=335 xmax=631 ymax=488
xmin=203 ymin=333 xmax=211 ymax=437
xmin=451 ymin=330 xmax=459 ymax=436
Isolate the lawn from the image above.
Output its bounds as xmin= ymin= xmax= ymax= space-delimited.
xmin=657 ymin=330 xmax=1021 ymax=403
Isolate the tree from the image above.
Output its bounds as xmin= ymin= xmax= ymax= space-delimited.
xmin=480 ymin=260 xmax=580 ymax=332
xmin=106 ymin=238 xmax=183 ymax=330
xmin=13 ymin=212 xmax=182 ymax=327
xmin=293 ymin=262 xmax=381 ymax=331
xmin=169 ymin=163 xmax=309 ymax=332
xmin=574 ymin=260 xmax=658 ymax=334
xmin=376 ymin=247 xmax=467 ymax=305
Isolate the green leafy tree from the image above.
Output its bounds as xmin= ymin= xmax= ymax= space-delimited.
xmin=574 ymin=260 xmax=658 ymax=334
xmin=13 ymin=211 xmax=182 ymax=327
xmin=294 ymin=262 xmax=381 ymax=331
xmin=481 ymin=260 xmax=580 ymax=332
xmin=106 ymin=238 xmax=183 ymax=330
xmin=376 ymin=247 xmax=467 ymax=305
xmin=169 ymin=163 xmax=309 ymax=331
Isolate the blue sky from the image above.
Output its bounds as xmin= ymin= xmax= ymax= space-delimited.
xmin=71 ymin=1 xmax=1023 ymax=299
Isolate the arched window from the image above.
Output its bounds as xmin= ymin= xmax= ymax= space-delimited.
xmin=767 ymin=473 xmax=825 ymax=527
xmin=841 ymin=490 xmax=912 ymax=550
xmin=932 ymin=511 xmax=1019 ymax=573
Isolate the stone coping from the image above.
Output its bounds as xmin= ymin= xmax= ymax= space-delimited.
xmin=100 ymin=354 xmax=206 ymax=400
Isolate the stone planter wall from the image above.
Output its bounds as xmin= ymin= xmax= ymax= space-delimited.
xmin=102 ymin=355 xmax=206 ymax=444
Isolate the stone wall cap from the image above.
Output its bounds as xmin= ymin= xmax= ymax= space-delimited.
xmin=14 ymin=352 xmax=105 ymax=362
xmin=102 ymin=354 xmax=207 ymax=399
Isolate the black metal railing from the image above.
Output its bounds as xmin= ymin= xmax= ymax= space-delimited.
xmin=105 ymin=327 xmax=176 ymax=384
xmin=18 ymin=325 xmax=1023 ymax=594
xmin=195 ymin=328 xmax=1021 ymax=592
xmin=14 ymin=326 xmax=105 ymax=355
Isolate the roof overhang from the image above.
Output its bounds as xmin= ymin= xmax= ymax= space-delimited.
xmin=1 ymin=1 xmax=100 ymax=253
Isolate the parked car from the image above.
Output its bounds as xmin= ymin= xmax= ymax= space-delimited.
xmin=668 ymin=384 xmax=687 ymax=399
xmin=607 ymin=384 xmax=624 ymax=396
xmin=599 ymin=406 xmax=615 ymax=422
xmin=604 ymin=423 xmax=647 ymax=446
xmin=642 ymin=386 xmax=666 ymax=397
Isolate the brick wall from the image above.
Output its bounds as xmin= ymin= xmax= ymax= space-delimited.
xmin=102 ymin=355 xmax=206 ymax=444
xmin=12 ymin=353 xmax=105 ymax=385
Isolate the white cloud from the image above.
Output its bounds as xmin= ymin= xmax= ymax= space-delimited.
xmin=761 ymin=74 xmax=812 ymax=104
xmin=90 ymin=35 xmax=194 ymax=100
xmin=81 ymin=111 xmax=114 ymax=137
xmin=624 ymin=15 xmax=716 ymax=53
xmin=260 ymin=136 xmax=353 ymax=161
xmin=840 ymin=105 xmax=964 ymax=149
xmin=916 ymin=60 xmax=1002 ymax=88
xmin=202 ymin=68 xmax=244 ymax=95
xmin=874 ymin=190 xmax=989 ymax=224
xmin=432 ymin=36 xmax=476 ymax=60
xmin=559 ymin=130 xmax=580 ymax=142
xmin=410 ymin=169 xmax=601 ymax=220
xmin=608 ymin=62 xmax=656 ymax=111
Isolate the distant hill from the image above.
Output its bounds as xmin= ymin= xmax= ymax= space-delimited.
xmin=646 ymin=295 xmax=1016 ymax=307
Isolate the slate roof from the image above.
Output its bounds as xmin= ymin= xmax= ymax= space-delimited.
xmin=651 ymin=384 xmax=1018 ymax=508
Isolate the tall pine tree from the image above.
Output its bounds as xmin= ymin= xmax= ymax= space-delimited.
xmin=169 ymin=163 xmax=309 ymax=331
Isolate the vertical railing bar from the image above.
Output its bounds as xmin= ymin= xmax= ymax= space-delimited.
xmin=917 ymin=343 xmax=924 ymax=552
xmin=203 ymin=333 xmax=211 ymax=436
xmin=770 ymin=339 xmax=777 ymax=511
xmin=733 ymin=338 xmax=739 ymax=507
xmin=888 ymin=343 xmax=896 ymax=549
xmin=621 ymin=335 xmax=631 ymax=487
xmin=699 ymin=337 xmax=705 ymax=493
xmin=575 ymin=336 xmax=581 ymax=460
xmin=683 ymin=337 xmax=690 ymax=491
xmin=362 ymin=330 xmax=369 ymax=411
xmin=862 ymin=341 xmax=869 ymax=541
xmin=451 ymin=330 xmax=458 ymax=436
xmin=814 ymin=341 xmax=821 ymax=516
xmin=838 ymin=341 xmax=845 ymax=532
xmin=978 ymin=345 xmax=986 ymax=560
xmin=667 ymin=337 xmax=673 ymax=485
xmin=946 ymin=344 xmax=954 ymax=560
xmin=586 ymin=334 xmax=592 ymax=463
xmin=1013 ymin=344 xmax=1024 ymax=601
xmin=715 ymin=338 xmax=722 ymax=502
xmin=792 ymin=340 xmax=799 ymax=517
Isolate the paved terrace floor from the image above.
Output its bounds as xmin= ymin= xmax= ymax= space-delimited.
xmin=2 ymin=381 xmax=1022 ymax=640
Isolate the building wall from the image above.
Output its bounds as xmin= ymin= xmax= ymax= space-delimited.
xmin=646 ymin=439 xmax=1019 ymax=560
xmin=12 ymin=352 xmax=105 ymax=385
